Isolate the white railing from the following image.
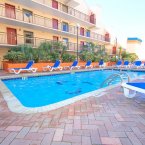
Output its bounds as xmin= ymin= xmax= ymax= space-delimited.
xmin=0 ymin=4 xmax=109 ymax=42
xmin=0 ymin=32 xmax=83 ymax=52
xmin=32 ymin=0 xmax=94 ymax=24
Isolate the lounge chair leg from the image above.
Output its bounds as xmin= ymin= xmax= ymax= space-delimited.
xmin=14 ymin=69 xmax=21 ymax=75
xmin=123 ymin=88 xmax=136 ymax=98
xmin=50 ymin=68 xmax=53 ymax=71
xmin=31 ymin=68 xmax=37 ymax=73
xmin=59 ymin=67 xmax=63 ymax=70
xmin=43 ymin=68 xmax=47 ymax=71
xmin=70 ymin=67 xmax=73 ymax=70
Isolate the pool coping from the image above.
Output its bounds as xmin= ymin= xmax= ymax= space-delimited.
xmin=0 ymin=68 xmax=109 ymax=80
xmin=0 ymin=68 xmax=145 ymax=114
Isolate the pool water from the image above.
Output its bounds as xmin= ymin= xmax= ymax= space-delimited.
xmin=2 ymin=70 xmax=145 ymax=107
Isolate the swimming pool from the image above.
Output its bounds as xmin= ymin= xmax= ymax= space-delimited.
xmin=2 ymin=70 xmax=145 ymax=109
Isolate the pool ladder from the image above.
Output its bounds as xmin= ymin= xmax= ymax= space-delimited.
xmin=100 ymin=72 xmax=130 ymax=88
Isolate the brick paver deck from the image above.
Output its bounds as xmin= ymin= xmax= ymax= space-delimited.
xmin=0 ymin=71 xmax=145 ymax=145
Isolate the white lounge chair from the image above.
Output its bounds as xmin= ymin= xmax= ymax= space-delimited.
xmin=99 ymin=60 xmax=105 ymax=68
xmin=132 ymin=61 xmax=142 ymax=69
xmin=114 ymin=60 xmax=122 ymax=68
xmin=84 ymin=60 xmax=93 ymax=69
xmin=122 ymin=61 xmax=130 ymax=68
xmin=63 ymin=60 xmax=80 ymax=70
xmin=80 ymin=60 xmax=93 ymax=69
xmin=9 ymin=60 xmax=37 ymax=75
xmin=122 ymin=82 xmax=145 ymax=98
xmin=43 ymin=60 xmax=63 ymax=71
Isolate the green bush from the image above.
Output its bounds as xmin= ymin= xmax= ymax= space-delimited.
xmin=121 ymin=52 xmax=138 ymax=62
xmin=39 ymin=41 xmax=52 ymax=53
xmin=50 ymin=52 xmax=60 ymax=62
xmin=110 ymin=56 xmax=117 ymax=62
xmin=128 ymin=53 xmax=138 ymax=62
xmin=103 ymin=56 xmax=110 ymax=62
xmin=92 ymin=55 xmax=100 ymax=62
xmin=62 ymin=53 xmax=76 ymax=62
xmin=31 ymin=49 xmax=39 ymax=63
xmin=7 ymin=45 xmax=34 ymax=61
xmin=38 ymin=51 xmax=51 ymax=62
xmin=4 ymin=51 xmax=25 ymax=63
xmin=79 ymin=51 xmax=95 ymax=61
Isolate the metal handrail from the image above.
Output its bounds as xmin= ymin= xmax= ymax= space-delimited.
xmin=100 ymin=72 xmax=130 ymax=88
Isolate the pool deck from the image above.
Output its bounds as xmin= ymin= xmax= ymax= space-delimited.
xmin=0 ymin=70 xmax=145 ymax=145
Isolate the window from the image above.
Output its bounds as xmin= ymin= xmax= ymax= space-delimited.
xmin=86 ymin=30 xmax=90 ymax=37
xmin=52 ymin=18 xmax=58 ymax=29
xmin=105 ymin=33 xmax=110 ymax=42
xmin=7 ymin=28 xmax=17 ymax=45
xmin=80 ymin=41 xmax=84 ymax=51
xmin=63 ymin=38 xmax=69 ymax=48
xmin=63 ymin=38 xmax=68 ymax=43
xmin=80 ymin=41 xmax=84 ymax=46
xmin=90 ymin=13 xmax=96 ymax=24
xmin=52 ymin=0 xmax=58 ymax=9
xmin=62 ymin=4 xmax=68 ymax=13
xmin=80 ymin=27 xmax=84 ymax=36
xmin=53 ymin=36 xmax=59 ymax=41
xmin=24 ymin=31 xmax=34 ymax=45
xmin=62 ymin=22 xmax=69 ymax=32
xmin=5 ymin=3 xmax=16 ymax=19
xmin=23 ymin=9 xmax=33 ymax=23
xmin=112 ymin=46 xmax=116 ymax=54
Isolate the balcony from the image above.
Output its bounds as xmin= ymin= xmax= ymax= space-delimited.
xmin=0 ymin=4 xmax=110 ymax=43
xmin=0 ymin=32 xmax=83 ymax=52
xmin=10 ymin=0 xmax=96 ymax=27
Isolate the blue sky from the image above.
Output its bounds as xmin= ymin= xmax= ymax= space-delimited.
xmin=85 ymin=0 xmax=145 ymax=59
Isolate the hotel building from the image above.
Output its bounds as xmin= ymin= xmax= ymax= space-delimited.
xmin=0 ymin=0 xmax=111 ymax=69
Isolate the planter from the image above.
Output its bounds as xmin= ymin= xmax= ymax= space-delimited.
xmin=107 ymin=62 xmax=116 ymax=66
xmin=2 ymin=61 xmax=113 ymax=72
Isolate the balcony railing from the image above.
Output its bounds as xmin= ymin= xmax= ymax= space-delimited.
xmin=0 ymin=32 xmax=84 ymax=52
xmin=0 ymin=4 xmax=110 ymax=43
xmin=32 ymin=0 xmax=96 ymax=24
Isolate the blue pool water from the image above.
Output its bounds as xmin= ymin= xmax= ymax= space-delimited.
xmin=2 ymin=70 xmax=145 ymax=108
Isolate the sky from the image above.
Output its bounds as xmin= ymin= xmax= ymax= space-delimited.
xmin=85 ymin=0 xmax=145 ymax=60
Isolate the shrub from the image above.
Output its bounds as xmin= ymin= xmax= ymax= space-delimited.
xmin=7 ymin=45 xmax=34 ymax=61
xmin=4 ymin=51 xmax=25 ymax=63
xmin=32 ymin=49 xmax=39 ymax=63
xmin=121 ymin=52 xmax=138 ymax=62
xmin=110 ymin=56 xmax=117 ymax=62
xmin=50 ymin=52 xmax=60 ymax=62
xmin=128 ymin=53 xmax=138 ymax=62
xmin=38 ymin=50 xmax=51 ymax=62
xmin=79 ymin=51 xmax=95 ymax=61
xmin=103 ymin=56 xmax=110 ymax=62
xmin=39 ymin=41 xmax=52 ymax=53
xmin=61 ymin=53 xmax=76 ymax=62
xmin=92 ymin=55 xmax=100 ymax=62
